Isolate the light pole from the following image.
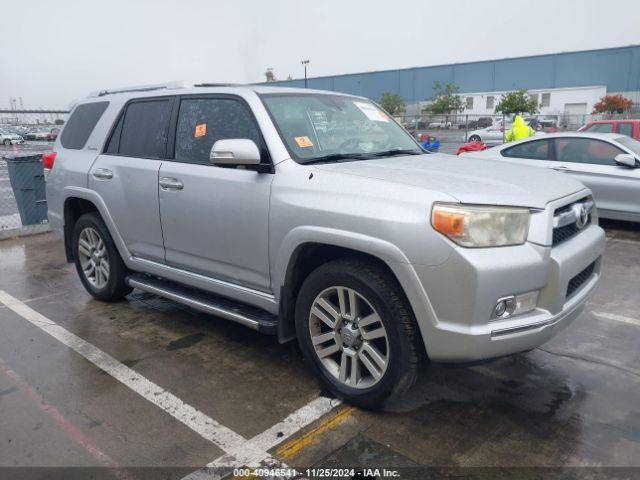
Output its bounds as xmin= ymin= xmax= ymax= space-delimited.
xmin=301 ymin=60 xmax=310 ymax=88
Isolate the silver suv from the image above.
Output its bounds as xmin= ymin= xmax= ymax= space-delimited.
xmin=46 ymin=83 xmax=605 ymax=408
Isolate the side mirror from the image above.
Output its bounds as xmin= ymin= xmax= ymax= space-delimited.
xmin=614 ymin=153 xmax=638 ymax=168
xmin=210 ymin=139 xmax=261 ymax=166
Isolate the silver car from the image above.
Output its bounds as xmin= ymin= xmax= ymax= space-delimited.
xmin=46 ymin=83 xmax=605 ymax=407
xmin=462 ymin=132 xmax=640 ymax=222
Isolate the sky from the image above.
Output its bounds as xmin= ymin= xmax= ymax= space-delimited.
xmin=3 ymin=0 xmax=639 ymax=109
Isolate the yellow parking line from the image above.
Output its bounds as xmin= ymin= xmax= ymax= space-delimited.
xmin=275 ymin=406 xmax=356 ymax=460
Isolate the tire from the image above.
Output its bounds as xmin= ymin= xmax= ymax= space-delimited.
xmin=3 ymin=139 xmax=11 ymax=146
xmin=72 ymin=212 xmax=132 ymax=301
xmin=295 ymin=259 xmax=423 ymax=409
xmin=468 ymin=135 xmax=481 ymax=142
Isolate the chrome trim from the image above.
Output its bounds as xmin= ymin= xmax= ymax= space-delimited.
xmin=127 ymin=277 xmax=261 ymax=330
xmin=553 ymin=199 xmax=594 ymax=228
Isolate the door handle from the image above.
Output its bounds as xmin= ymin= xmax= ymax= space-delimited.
xmin=551 ymin=166 xmax=569 ymax=172
xmin=159 ymin=177 xmax=184 ymax=190
xmin=92 ymin=168 xmax=113 ymax=180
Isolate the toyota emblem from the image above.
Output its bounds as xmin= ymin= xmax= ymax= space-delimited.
xmin=572 ymin=203 xmax=590 ymax=229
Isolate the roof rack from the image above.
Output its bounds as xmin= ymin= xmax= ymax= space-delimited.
xmin=88 ymin=81 xmax=187 ymax=98
xmin=193 ymin=82 xmax=242 ymax=87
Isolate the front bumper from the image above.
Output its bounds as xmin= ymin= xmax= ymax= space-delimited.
xmin=404 ymin=207 xmax=605 ymax=363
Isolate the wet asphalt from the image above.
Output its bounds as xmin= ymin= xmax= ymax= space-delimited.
xmin=0 ymin=220 xmax=639 ymax=479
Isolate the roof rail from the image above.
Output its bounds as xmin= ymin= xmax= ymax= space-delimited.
xmin=88 ymin=81 xmax=188 ymax=98
xmin=193 ymin=82 xmax=242 ymax=87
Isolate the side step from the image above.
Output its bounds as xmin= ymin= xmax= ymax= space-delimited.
xmin=126 ymin=274 xmax=278 ymax=334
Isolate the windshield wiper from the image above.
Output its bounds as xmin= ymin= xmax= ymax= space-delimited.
xmin=302 ymin=153 xmax=372 ymax=164
xmin=366 ymin=149 xmax=423 ymax=157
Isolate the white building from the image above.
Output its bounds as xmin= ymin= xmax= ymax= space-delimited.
xmin=459 ymin=85 xmax=607 ymax=117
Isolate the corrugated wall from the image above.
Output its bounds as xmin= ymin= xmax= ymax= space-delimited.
xmin=266 ymin=46 xmax=640 ymax=103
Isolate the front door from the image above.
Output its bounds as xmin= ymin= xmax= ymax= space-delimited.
xmin=158 ymin=95 xmax=273 ymax=292
xmin=552 ymin=137 xmax=640 ymax=217
xmin=89 ymin=97 xmax=174 ymax=263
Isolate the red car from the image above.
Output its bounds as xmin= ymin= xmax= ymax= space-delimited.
xmin=46 ymin=128 xmax=60 ymax=142
xmin=578 ymin=119 xmax=640 ymax=140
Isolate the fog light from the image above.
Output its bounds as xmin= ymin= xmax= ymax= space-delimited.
xmin=492 ymin=291 xmax=539 ymax=320
xmin=493 ymin=296 xmax=516 ymax=319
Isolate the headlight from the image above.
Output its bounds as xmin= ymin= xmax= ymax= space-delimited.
xmin=432 ymin=203 xmax=530 ymax=247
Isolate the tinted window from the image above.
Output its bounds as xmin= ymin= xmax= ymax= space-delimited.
xmin=618 ymin=123 xmax=634 ymax=137
xmin=503 ymin=139 xmax=550 ymax=160
xmin=60 ymin=101 xmax=109 ymax=149
xmin=175 ymin=98 xmax=263 ymax=165
xmin=617 ymin=136 xmax=640 ymax=156
xmin=584 ymin=122 xmax=613 ymax=133
xmin=555 ymin=138 xmax=623 ymax=166
xmin=118 ymin=99 xmax=172 ymax=158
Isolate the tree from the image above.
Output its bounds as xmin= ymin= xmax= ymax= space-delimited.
xmin=425 ymin=81 xmax=464 ymax=114
xmin=592 ymin=94 xmax=633 ymax=114
xmin=495 ymin=89 xmax=539 ymax=115
xmin=379 ymin=92 xmax=405 ymax=115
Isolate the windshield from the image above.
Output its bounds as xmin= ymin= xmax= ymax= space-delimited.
xmin=617 ymin=136 xmax=640 ymax=156
xmin=260 ymin=93 xmax=422 ymax=163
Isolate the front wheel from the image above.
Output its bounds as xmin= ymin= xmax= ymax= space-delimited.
xmin=72 ymin=212 xmax=132 ymax=301
xmin=3 ymin=139 xmax=11 ymax=146
xmin=295 ymin=259 xmax=423 ymax=409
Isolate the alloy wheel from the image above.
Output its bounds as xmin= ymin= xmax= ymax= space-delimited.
xmin=308 ymin=286 xmax=389 ymax=389
xmin=77 ymin=227 xmax=110 ymax=289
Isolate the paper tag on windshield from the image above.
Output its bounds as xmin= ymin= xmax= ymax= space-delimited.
xmin=194 ymin=123 xmax=207 ymax=138
xmin=354 ymin=102 xmax=388 ymax=122
xmin=295 ymin=136 xmax=314 ymax=148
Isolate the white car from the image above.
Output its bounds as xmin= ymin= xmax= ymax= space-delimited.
xmin=467 ymin=120 xmax=544 ymax=145
xmin=0 ymin=129 xmax=24 ymax=146
xmin=460 ymin=132 xmax=640 ymax=222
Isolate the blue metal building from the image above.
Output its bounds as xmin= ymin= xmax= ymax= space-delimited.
xmin=267 ymin=46 xmax=640 ymax=104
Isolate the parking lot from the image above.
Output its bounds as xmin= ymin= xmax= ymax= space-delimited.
xmin=1 ymin=219 xmax=639 ymax=479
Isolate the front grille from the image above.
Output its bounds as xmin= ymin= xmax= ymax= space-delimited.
xmin=552 ymin=199 xmax=593 ymax=247
xmin=553 ymin=219 xmax=588 ymax=246
xmin=566 ymin=262 xmax=595 ymax=299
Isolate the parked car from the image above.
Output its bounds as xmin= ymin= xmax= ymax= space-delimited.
xmin=459 ymin=117 xmax=494 ymax=130
xmin=24 ymin=128 xmax=50 ymax=141
xmin=578 ymin=119 xmax=640 ymax=140
xmin=0 ymin=128 xmax=24 ymax=145
xmin=46 ymin=84 xmax=605 ymax=407
xmin=468 ymin=119 xmax=545 ymax=144
xmin=427 ymin=120 xmax=451 ymax=129
xmin=46 ymin=128 xmax=61 ymax=142
xmin=460 ymin=132 xmax=640 ymax=222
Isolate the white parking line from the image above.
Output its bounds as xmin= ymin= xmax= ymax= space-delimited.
xmin=592 ymin=310 xmax=640 ymax=327
xmin=0 ymin=289 xmax=340 ymax=478
xmin=182 ymin=396 xmax=341 ymax=479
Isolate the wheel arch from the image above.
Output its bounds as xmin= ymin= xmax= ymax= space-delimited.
xmin=277 ymin=239 xmax=415 ymax=345
xmin=62 ymin=187 xmax=130 ymax=264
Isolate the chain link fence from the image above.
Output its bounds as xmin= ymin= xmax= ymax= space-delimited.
xmin=394 ymin=112 xmax=637 ymax=154
xmin=0 ymin=109 xmax=68 ymax=239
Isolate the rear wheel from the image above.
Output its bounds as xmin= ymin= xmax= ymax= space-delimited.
xmin=3 ymin=139 xmax=10 ymax=146
xmin=295 ymin=259 xmax=423 ymax=409
xmin=72 ymin=212 xmax=132 ymax=301
xmin=468 ymin=134 xmax=481 ymax=142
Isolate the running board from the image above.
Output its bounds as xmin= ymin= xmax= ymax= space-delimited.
xmin=126 ymin=274 xmax=277 ymax=334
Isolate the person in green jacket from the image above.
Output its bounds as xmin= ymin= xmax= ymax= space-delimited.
xmin=506 ymin=115 xmax=535 ymax=142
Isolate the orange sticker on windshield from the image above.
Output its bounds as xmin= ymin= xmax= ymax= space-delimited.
xmin=294 ymin=136 xmax=314 ymax=148
xmin=194 ymin=123 xmax=207 ymax=138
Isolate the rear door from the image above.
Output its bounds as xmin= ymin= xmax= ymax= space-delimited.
xmin=551 ymin=137 xmax=638 ymax=216
xmin=158 ymin=95 xmax=273 ymax=291
xmin=89 ymin=97 xmax=174 ymax=262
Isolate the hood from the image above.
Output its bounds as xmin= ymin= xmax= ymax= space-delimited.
xmin=313 ymin=153 xmax=586 ymax=209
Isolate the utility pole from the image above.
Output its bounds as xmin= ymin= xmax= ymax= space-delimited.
xmin=301 ymin=60 xmax=310 ymax=88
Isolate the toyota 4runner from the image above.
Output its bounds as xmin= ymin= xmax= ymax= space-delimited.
xmin=46 ymin=83 xmax=605 ymax=407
